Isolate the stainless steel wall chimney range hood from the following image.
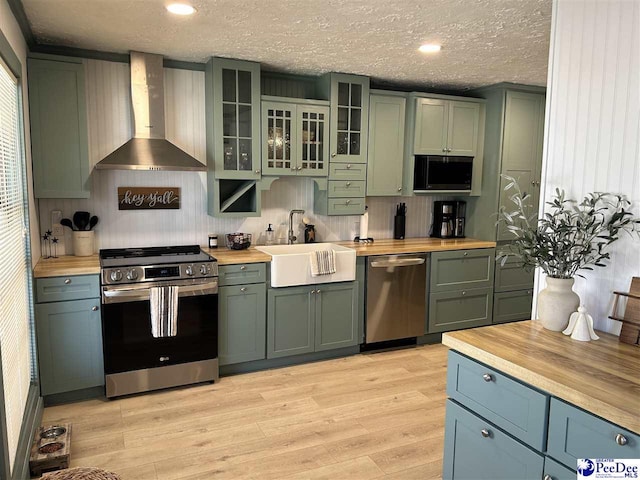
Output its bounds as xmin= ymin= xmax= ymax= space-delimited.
xmin=95 ymin=52 xmax=205 ymax=171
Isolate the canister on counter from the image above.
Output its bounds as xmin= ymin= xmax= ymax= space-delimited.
xmin=208 ymin=234 xmax=218 ymax=248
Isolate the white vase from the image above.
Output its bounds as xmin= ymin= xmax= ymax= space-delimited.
xmin=537 ymin=277 xmax=580 ymax=331
xmin=72 ymin=231 xmax=95 ymax=257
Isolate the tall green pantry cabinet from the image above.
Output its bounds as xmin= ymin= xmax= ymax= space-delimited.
xmin=28 ymin=55 xmax=90 ymax=198
xmin=464 ymin=84 xmax=546 ymax=325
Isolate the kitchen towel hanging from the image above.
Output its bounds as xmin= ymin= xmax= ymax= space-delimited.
xmin=310 ymin=249 xmax=337 ymax=276
xmin=150 ymin=286 xmax=179 ymax=337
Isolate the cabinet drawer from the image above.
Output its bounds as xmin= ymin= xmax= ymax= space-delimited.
xmin=327 ymin=180 xmax=366 ymax=198
xmin=547 ymin=398 xmax=640 ymax=469
xmin=327 ymin=198 xmax=366 ymax=215
xmin=443 ymin=399 xmax=544 ymax=480
xmin=495 ymin=256 xmax=534 ymax=292
xmin=36 ymin=275 xmax=100 ymax=303
xmin=446 ymin=351 xmax=549 ymax=450
xmin=543 ymin=457 xmax=575 ymax=479
xmin=328 ymin=162 xmax=366 ymax=181
xmin=493 ymin=290 xmax=533 ymax=324
xmin=218 ymin=263 xmax=266 ymax=286
xmin=430 ymin=249 xmax=495 ymax=293
xmin=428 ymin=287 xmax=493 ymax=333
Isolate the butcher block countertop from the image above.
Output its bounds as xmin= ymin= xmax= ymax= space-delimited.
xmin=33 ymin=255 xmax=101 ymax=278
xmin=33 ymin=237 xmax=495 ymax=278
xmin=442 ymin=321 xmax=640 ymax=434
xmin=336 ymin=237 xmax=496 ymax=256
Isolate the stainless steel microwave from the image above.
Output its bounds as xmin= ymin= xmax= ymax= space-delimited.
xmin=413 ymin=155 xmax=473 ymax=192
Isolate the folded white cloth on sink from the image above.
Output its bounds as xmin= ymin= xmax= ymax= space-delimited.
xmin=150 ymin=285 xmax=179 ymax=338
xmin=310 ymin=249 xmax=336 ymax=276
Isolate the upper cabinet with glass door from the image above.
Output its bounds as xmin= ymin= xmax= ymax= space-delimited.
xmin=205 ymin=58 xmax=261 ymax=179
xmin=320 ymin=73 xmax=370 ymax=164
xmin=261 ymin=97 xmax=330 ymax=177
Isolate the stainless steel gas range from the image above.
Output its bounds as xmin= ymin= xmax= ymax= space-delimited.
xmin=99 ymin=245 xmax=219 ymax=398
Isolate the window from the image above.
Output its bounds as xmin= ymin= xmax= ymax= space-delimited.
xmin=0 ymin=56 xmax=32 ymax=474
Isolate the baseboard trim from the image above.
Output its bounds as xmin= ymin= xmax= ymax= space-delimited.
xmin=12 ymin=384 xmax=42 ymax=480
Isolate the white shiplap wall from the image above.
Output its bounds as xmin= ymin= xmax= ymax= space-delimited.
xmin=540 ymin=0 xmax=640 ymax=333
xmin=39 ymin=60 xmax=435 ymax=254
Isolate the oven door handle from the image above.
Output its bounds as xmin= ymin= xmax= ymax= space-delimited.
xmin=102 ymin=282 xmax=218 ymax=304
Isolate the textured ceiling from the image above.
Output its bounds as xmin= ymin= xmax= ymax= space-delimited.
xmin=22 ymin=0 xmax=552 ymax=90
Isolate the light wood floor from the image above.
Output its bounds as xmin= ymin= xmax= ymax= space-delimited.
xmin=41 ymin=344 xmax=449 ymax=480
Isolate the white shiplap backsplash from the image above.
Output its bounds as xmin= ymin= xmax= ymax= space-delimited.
xmin=539 ymin=0 xmax=639 ymax=333
xmin=38 ymin=60 xmax=435 ymax=254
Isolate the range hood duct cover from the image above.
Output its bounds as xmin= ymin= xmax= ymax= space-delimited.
xmin=95 ymin=52 xmax=205 ymax=171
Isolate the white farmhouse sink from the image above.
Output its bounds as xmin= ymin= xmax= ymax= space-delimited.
xmin=256 ymin=243 xmax=356 ymax=287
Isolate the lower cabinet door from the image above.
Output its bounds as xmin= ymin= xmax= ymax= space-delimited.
xmin=36 ymin=298 xmax=104 ymax=396
xmin=428 ymin=287 xmax=493 ymax=333
xmin=493 ymin=290 xmax=533 ymax=324
xmin=543 ymin=457 xmax=575 ymax=480
xmin=219 ymin=284 xmax=266 ymax=365
xmin=267 ymin=286 xmax=315 ymax=358
xmin=443 ymin=399 xmax=544 ymax=480
xmin=315 ymin=282 xmax=358 ymax=351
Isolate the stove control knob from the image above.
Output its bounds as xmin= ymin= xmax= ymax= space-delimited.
xmin=185 ymin=265 xmax=194 ymax=276
xmin=110 ymin=270 xmax=123 ymax=282
xmin=126 ymin=269 xmax=139 ymax=281
xmin=199 ymin=264 xmax=209 ymax=275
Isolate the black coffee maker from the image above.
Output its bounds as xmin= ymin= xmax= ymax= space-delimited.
xmin=431 ymin=201 xmax=466 ymax=239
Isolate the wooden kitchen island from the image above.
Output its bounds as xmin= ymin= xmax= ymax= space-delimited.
xmin=441 ymin=320 xmax=640 ymax=479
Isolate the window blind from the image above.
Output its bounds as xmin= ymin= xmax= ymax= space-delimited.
xmin=0 ymin=58 xmax=31 ymax=474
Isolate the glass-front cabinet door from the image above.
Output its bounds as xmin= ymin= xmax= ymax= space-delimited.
xmin=262 ymin=100 xmax=329 ymax=177
xmin=207 ymin=58 xmax=261 ymax=180
xmin=298 ymin=105 xmax=329 ymax=176
xmin=328 ymin=74 xmax=369 ymax=164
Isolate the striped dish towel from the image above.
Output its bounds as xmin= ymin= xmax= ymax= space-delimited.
xmin=150 ymin=286 xmax=179 ymax=338
xmin=310 ymin=249 xmax=337 ymax=276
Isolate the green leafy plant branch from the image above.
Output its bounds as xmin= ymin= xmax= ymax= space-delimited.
xmin=497 ymin=176 xmax=640 ymax=279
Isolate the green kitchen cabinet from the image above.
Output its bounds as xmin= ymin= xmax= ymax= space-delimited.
xmin=315 ymin=73 xmax=370 ymax=216
xmin=402 ymin=93 xmax=485 ymax=196
xmin=28 ymin=56 xmax=89 ymax=199
xmin=267 ymin=285 xmax=315 ymax=359
xmin=205 ymin=57 xmax=262 ymax=217
xmin=430 ymin=249 xmax=495 ymax=293
xmin=428 ymin=249 xmax=495 ymax=334
xmin=464 ymin=84 xmax=545 ymax=242
xmin=366 ymin=92 xmax=406 ymax=196
xmin=493 ymin=290 xmax=534 ymax=324
xmin=261 ymin=97 xmax=330 ymax=177
xmin=314 ymin=282 xmax=358 ymax=351
xmin=413 ymin=98 xmax=480 ymax=157
xmin=35 ymin=297 xmax=103 ymax=396
xmin=219 ymin=283 xmax=266 ymax=366
xmin=497 ymin=90 xmax=545 ymax=241
xmin=267 ymin=282 xmax=358 ymax=359
xmin=443 ymin=399 xmax=544 ymax=480
xmin=428 ymin=287 xmax=493 ymax=333
xmin=320 ymin=73 xmax=370 ymax=164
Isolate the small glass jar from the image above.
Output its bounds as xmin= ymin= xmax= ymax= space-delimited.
xmin=208 ymin=234 xmax=218 ymax=249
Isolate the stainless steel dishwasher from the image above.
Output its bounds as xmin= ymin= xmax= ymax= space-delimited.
xmin=366 ymin=254 xmax=428 ymax=343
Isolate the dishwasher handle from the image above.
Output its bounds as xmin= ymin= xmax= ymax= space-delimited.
xmin=370 ymin=258 xmax=426 ymax=268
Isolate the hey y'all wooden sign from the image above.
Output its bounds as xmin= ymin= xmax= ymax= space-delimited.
xmin=118 ymin=187 xmax=181 ymax=210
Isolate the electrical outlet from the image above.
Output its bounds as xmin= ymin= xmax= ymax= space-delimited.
xmin=51 ymin=209 xmax=64 ymax=238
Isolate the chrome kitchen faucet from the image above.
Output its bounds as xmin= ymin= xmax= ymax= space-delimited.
xmin=288 ymin=209 xmax=305 ymax=244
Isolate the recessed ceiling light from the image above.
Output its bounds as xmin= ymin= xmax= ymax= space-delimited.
xmin=419 ymin=44 xmax=442 ymax=53
xmin=166 ymin=3 xmax=196 ymax=15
